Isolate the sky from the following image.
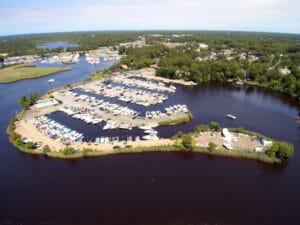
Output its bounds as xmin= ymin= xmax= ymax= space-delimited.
xmin=0 ymin=0 xmax=299 ymax=36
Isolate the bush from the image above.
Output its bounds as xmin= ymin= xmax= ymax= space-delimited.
xmin=172 ymin=131 xmax=184 ymax=139
xmin=210 ymin=121 xmax=221 ymax=131
xmin=181 ymin=134 xmax=196 ymax=150
xmin=194 ymin=124 xmax=209 ymax=133
xmin=25 ymin=141 xmax=36 ymax=150
xmin=208 ymin=142 xmax=217 ymax=152
xmin=63 ymin=147 xmax=76 ymax=155
xmin=43 ymin=145 xmax=51 ymax=153
xmin=266 ymin=141 xmax=294 ymax=159
xmin=15 ymin=138 xmax=24 ymax=147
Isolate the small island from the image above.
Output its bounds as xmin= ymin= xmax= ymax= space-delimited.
xmin=7 ymin=68 xmax=294 ymax=163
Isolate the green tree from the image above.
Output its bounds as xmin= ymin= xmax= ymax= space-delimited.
xmin=210 ymin=121 xmax=221 ymax=132
xmin=266 ymin=141 xmax=294 ymax=159
xmin=208 ymin=142 xmax=217 ymax=152
xmin=181 ymin=134 xmax=196 ymax=150
xmin=29 ymin=92 xmax=39 ymax=105
xmin=19 ymin=95 xmax=29 ymax=109
xmin=194 ymin=124 xmax=209 ymax=133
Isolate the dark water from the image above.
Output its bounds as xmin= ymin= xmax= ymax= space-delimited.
xmin=0 ymin=59 xmax=300 ymax=225
xmin=36 ymin=41 xmax=80 ymax=51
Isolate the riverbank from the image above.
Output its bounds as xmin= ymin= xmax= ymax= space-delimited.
xmin=0 ymin=64 xmax=71 ymax=83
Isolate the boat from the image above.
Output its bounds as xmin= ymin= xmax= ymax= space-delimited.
xmin=103 ymin=122 xmax=111 ymax=130
xmin=235 ymin=80 xmax=244 ymax=85
xmin=227 ymin=114 xmax=237 ymax=120
xmin=119 ymin=123 xmax=132 ymax=130
xmin=48 ymin=78 xmax=55 ymax=83
xmin=142 ymin=134 xmax=159 ymax=140
xmin=138 ymin=125 xmax=153 ymax=130
xmin=144 ymin=129 xmax=158 ymax=135
xmin=223 ymin=143 xmax=233 ymax=150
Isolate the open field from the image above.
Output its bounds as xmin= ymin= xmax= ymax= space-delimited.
xmin=0 ymin=64 xmax=71 ymax=83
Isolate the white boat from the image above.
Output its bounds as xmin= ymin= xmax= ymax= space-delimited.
xmin=227 ymin=114 xmax=237 ymax=120
xmin=48 ymin=78 xmax=55 ymax=83
xmin=103 ymin=122 xmax=111 ymax=130
xmin=142 ymin=134 xmax=159 ymax=140
xmin=138 ymin=125 xmax=153 ymax=130
xmin=235 ymin=80 xmax=244 ymax=85
xmin=144 ymin=129 xmax=158 ymax=135
xmin=223 ymin=143 xmax=233 ymax=150
xmin=119 ymin=123 xmax=132 ymax=130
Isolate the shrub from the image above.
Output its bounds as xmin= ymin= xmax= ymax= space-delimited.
xmin=194 ymin=124 xmax=209 ymax=133
xmin=63 ymin=147 xmax=76 ymax=155
xmin=266 ymin=141 xmax=294 ymax=159
xmin=25 ymin=141 xmax=36 ymax=150
xmin=210 ymin=121 xmax=221 ymax=131
xmin=15 ymin=138 xmax=24 ymax=147
xmin=43 ymin=145 xmax=51 ymax=153
xmin=172 ymin=131 xmax=184 ymax=139
xmin=208 ymin=142 xmax=217 ymax=152
xmin=181 ymin=134 xmax=196 ymax=150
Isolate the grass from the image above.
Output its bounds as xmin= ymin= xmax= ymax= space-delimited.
xmin=42 ymin=145 xmax=280 ymax=163
xmin=0 ymin=64 xmax=71 ymax=83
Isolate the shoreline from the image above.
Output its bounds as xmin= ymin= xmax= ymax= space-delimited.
xmin=6 ymin=68 xmax=294 ymax=163
xmin=7 ymin=114 xmax=288 ymax=163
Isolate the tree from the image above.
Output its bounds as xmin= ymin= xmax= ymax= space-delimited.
xmin=277 ymin=142 xmax=294 ymax=159
xmin=29 ymin=92 xmax=39 ymax=105
xmin=210 ymin=121 xmax=221 ymax=132
xmin=266 ymin=141 xmax=294 ymax=159
xmin=208 ymin=142 xmax=217 ymax=152
xmin=19 ymin=95 xmax=29 ymax=109
xmin=181 ymin=134 xmax=196 ymax=150
xmin=194 ymin=124 xmax=209 ymax=133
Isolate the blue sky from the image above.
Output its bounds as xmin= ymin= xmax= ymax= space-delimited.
xmin=0 ymin=0 xmax=299 ymax=36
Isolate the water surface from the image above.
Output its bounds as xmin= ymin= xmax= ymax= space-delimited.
xmin=0 ymin=59 xmax=300 ymax=225
xmin=37 ymin=41 xmax=80 ymax=51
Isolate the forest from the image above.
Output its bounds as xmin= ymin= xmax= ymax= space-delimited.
xmin=1 ymin=31 xmax=300 ymax=99
xmin=0 ymin=31 xmax=141 ymax=56
xmin=117 ymin=32 xmax=300 ymax=100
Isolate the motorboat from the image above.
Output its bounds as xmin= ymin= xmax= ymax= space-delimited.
xmin=227 ymin=114 xmax=236 ymax=120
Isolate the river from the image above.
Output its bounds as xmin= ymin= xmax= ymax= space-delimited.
xmin=0 ymin=57 xmax=300 ymax=225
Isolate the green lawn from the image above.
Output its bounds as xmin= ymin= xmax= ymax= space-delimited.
xmin=0 ymin=64 xmax=71 ymax=83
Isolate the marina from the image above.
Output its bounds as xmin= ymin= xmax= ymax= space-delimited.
xmin=17 ymin=68 xmax=192 ymax=150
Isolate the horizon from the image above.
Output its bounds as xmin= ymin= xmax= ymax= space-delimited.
xmin=1 ymin=29 xmax=300 ymax=38
xmin=0 ymin=0 xmax=299 ymax=36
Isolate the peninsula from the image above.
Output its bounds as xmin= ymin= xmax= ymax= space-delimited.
xmin=7 ymin=67 xmax=294 ymax=163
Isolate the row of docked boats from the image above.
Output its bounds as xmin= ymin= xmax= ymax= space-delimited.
xmin=59 ymin=107 xmax=133 ymax=130
xmin=62 ymin=91 xmax=138 ymax=117
xmin=144 ymin=104 xmax=189 ymax=119
xmin=59 ymin=107 xmax=104 ymax=125
xmin=34 ymin=116 xmax=84 ymax=143
xmin=165 ymin=104 xmax=188 ymax=114
xmin=112 ymin=76 xmax=176 ymax=93
xmin=83 ymin=82 xmax=168 ymax=106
